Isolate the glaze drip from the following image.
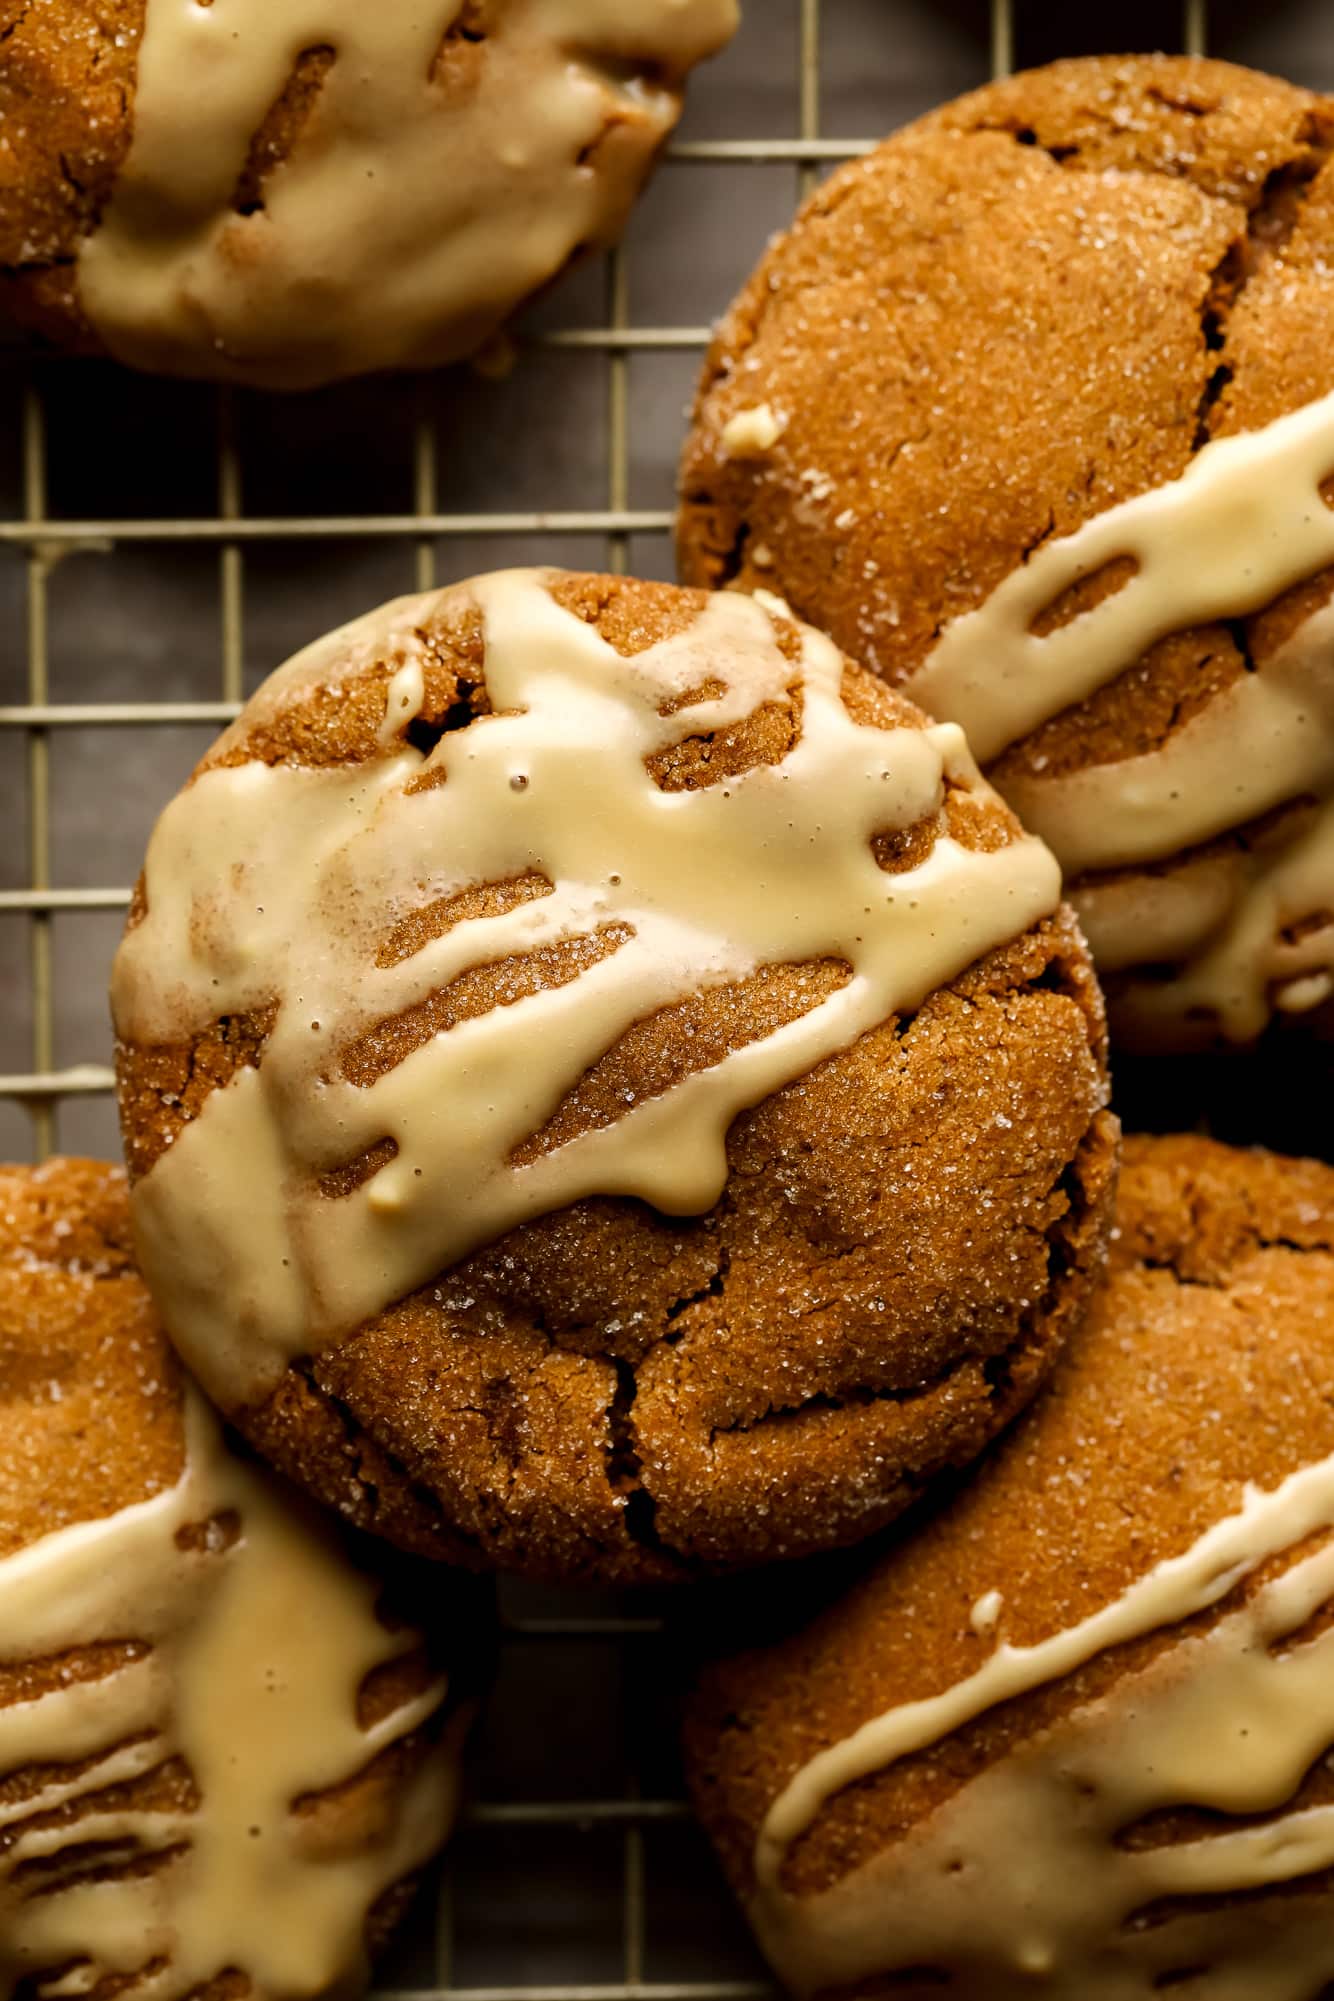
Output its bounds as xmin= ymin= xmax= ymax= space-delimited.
xmin=753 ymin=1453 xmax=1334 ymax=1999
xmin=904 ymin=388 xmax=1334 ymax=1045
xmin=0 ymin=1388 xmax=458 ymax=2001
xmin=111 ymin=570 xmax=1059 ymax=1403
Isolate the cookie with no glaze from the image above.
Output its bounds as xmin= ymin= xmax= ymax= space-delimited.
xmin=110 ymin=567 xmax=1116 ymax=1588
xmin=678 ymin=54 xmax=1334 ymax=1056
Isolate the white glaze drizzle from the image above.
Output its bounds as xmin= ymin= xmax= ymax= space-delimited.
xmin=1078 ymin=790 xmax=1334 ymax=1045
xmin=78 ymin=0 xmax=737 ymax=388
xmin=907 ymin=392 xmax=1334 ymax=767
xmin=0 ymin=1387 xmax=459 ymax=2001
xmin=903 ymin=389 xmax=1334 ymax=1045
xmin=753 ymin=1453 xmax=1334 ymax=1999
xmin=968 ymin=1588 xmax=1002 ymax=1636
xmin=721 ymin=404 xmax=786 ymax=457
xmin=110 ymin=570 xmax=1059 ymax=1405
xmin=1000 ymin=597 xmax=1334 ymax=879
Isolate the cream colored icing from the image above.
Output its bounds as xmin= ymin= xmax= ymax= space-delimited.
xmin=0 ymin=1386 xmax=460 ymax=2001
xmin=110 ymin=569 xmax=1059 ymax=1404
xmin=906 ymin=392 xmax=1334 ymax=766
xmin=999 ymin=598 xmax=1334 ymax=879
xmin=78 ymin=0 xmax=738 ymax=388
xmin=968 ymin=1588 xmax=1002 ymax=1636
xmin=902 ymin=389 xmax=1334 ymax=1046
xmin=1278 ymin=970 xmax=1334 ymax=1013
xmin=752 ymin=1451 xmax=1334 ymax=1999
xmin=721 ymin=404 xmax=786 ymax=457
xmin=1080 ymin=790 xmax=1334 ymax=1047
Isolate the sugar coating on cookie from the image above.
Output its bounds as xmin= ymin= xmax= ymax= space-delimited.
xmin=677 ymin=54 xmax=1334 ymax=1053
xmin=685 ymin=1135 xmax=1334 ymax=2000
xmin=112 ymin=568 xmax=1116 ymax=1587
xmin=0 ymin=0 xmax=737 ymax=386
xmin=0 ymin=1157 xmax=470 ymax=2001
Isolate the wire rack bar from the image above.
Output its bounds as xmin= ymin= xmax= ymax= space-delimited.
xmin=0 ymin=510 xmax=676 ymax=546
xmin=991 ymin=0 xmax=1013 ymax=79
xmin=0 ymin=703 xmax=240 ymax=726
xmin=540 ymin=328 xmax=713 ymax=351
xmin=22 ymin=386 xmax=53 ymax=1159
xmin=216 ymin=389 xmax=245 ymax=705
xmin=501 ymin=1616 xmax=667 ymax=1638
xmin=0 ymin=1066 xmax=116 ymax=1098
xmin=380 ymin=1987 xmax=771 ymax=2001
xmin=415 ymin=389 xmax=440 ymax=595
xmin=464 ymin=1802 xmax=689 ymax=1829
xmin=667 ymin=137 xmax=866 ymax=161
xmin=0 ymin=889 xmax=131 ymax=912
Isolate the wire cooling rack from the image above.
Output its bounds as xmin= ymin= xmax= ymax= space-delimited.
xmin=4 ymin=0 xmax=1334 ymax=1991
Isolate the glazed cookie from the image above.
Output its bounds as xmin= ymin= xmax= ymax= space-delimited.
xmin=0 ymin=1156 xmax=478 ymax=2001
xmin=0 ymin=0 xmax=736 ymax=387
xmin=111 ymin=568 xmax=1116 ymax=1587
xmin=679 ymin=54 xmax=1334 ymax=1054
xmin=685 ymin=1135 xmax=1334 ymax=2000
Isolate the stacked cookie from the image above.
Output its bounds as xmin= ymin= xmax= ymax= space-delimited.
xmin=687 ymin=1137 xmax=1334 ymax=1998
xmin=3 ymin=30 xmax=1334 ymax=2001
xmin=670 ymin=50 xmax=1334 ymax=1999
xmin=679 ymin=54 xmax=1334 ymax=1067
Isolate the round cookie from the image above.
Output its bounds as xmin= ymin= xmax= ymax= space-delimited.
xmin=0 ymin=1156 xmax=479 ymax=2001
xmin=0 ymin=0 xmax=736 ymax=387
xmin=684 ymin=1134 xmax=1334 ymax=2000
xmin=110 ymin=566 xmax=1117 ymax=1588
xmin=678 ymin=54 xmax=1334 ymax=1056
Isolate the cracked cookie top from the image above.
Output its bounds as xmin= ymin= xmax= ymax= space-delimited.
xmin=677 ymin=54 xmax=1334 ymax=1056
xmin=0 ymin=0 xmax=736 ymax=386
xmin=0 ymin=1156 xmax=473 ymax=2001
xmin=684 ymin=1134 xmax=1334 ymax=2000
xmin=113 ymin=567 xmax=1116 ymax=1587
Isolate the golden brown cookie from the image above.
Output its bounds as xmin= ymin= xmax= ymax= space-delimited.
xmin=678 ymin=54 xmax=1334 ymax=1057
xmin=685 ymin=1134 xmax=1334 ymax=1999
xmin=0 ymin=0 xmax=736 ymax=386
xmin=0 ymin=1156 xmax=480 ymax=2001
xmin=109 ymin=566 xmax=1116 ymax=1588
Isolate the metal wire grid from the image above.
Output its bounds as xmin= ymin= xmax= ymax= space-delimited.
xmin=0 ymin=0 xmax=1224 ymax=1992
xmin=0 ymin=0 xmax=1222 ymax=1132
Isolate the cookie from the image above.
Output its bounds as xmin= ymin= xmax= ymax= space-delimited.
xmin=685 ymin=1133 xmax=1334 ymax=1999
xmin=678 ymin=54 xmax=1334 ymax=1055
xmin=0 ymin=0 xmax=736 ymax=386
xmin=110 ymin=567 xmax=1117 ymax=1587
xmin=0 ymin=1156 xmax=479 ymax=2001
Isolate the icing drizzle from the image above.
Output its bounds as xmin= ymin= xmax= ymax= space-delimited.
xmin=753 ymin=1452 xmax=1334 ymax=1999
xmin=111 ymin=570 xmax=1059 ymax=1404
xmin=0 ymin=1387 xmax=459 ymax=2001
xmin=78 ymin=0 xmax=738 ymax=387
xmin=903 ymin=389 xmax=1334 ymax=1046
